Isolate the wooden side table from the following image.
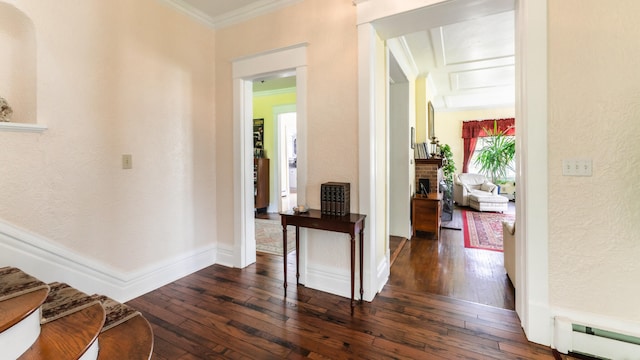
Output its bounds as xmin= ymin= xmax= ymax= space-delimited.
xmin=280 ymin=209 xmax=366 ymax=313
xmin=412 ymin=193 xmax=443 ymax=239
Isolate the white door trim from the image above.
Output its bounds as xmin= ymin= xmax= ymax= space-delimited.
xmin=356 ymin=0 xmax=550 ymax=345
xmin=232 ymin=44 xmax=308 ymax=268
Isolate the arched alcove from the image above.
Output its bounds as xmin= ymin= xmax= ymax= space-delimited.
xmin=0 ymin=2 xmax=37 ymax=127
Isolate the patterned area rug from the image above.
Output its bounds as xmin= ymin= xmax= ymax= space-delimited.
xmin=255 ymin=218 xmax=295 ymax=255
xmin=462 ymin=210 xmax=515 ymax=252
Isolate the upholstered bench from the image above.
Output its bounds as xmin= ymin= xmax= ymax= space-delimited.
xmin=469 ymin=193 xmax=508 ymax=212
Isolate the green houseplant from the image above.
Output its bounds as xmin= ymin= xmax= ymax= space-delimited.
xmin=439 ymin=144 xmax=456 ymax=221
xmin=440 ymin=144 xmax=456 ymax=185
xmin=473 ymin=122 xmax=515 ymax=184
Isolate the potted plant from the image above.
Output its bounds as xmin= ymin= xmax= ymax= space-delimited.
xmin=473 ymin=122 xmax=515 ymax=185
xmin=439 ymin=144 xmax=456 ymax=221
xmin=440 ymin=144 xmax=456 ymax=185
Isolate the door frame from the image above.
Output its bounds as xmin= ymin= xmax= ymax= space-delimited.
xmin=232 ymin=44 xmax=308 ymax=268
xmin=356 ymin=0 xmax=550 ymax=345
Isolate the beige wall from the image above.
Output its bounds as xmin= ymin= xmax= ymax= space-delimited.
xmin=215 ymin=0 xmax=359 ymax=260
xmin=0 ymin=0 xmax=216 ymax=271
xmin=435 ymin=108 xmax=515 ymax=175
xmin=548 ymin=0 xmax=640 ymax=321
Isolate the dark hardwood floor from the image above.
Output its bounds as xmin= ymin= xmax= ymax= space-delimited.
xmin=127 ymin=210 xmax=569 ymax=359
xmin=129 ymin=255 xmax=554 ymax=359
xmin=389 ymin=207 xmax=515 ymax=310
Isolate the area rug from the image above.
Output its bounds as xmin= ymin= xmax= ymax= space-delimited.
xmin=462 ymin=210 xmax=515 ymax=252
xmin=255 ymin=218 xmax=295 ymax=255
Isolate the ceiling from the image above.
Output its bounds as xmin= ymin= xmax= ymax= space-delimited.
xmin=162 ymin=0 xmax=515 ymax=111
xmin=388 ymin=9 xmax=515 ymax=112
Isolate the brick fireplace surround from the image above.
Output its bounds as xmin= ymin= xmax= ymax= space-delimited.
xmin=415 ymin=158 xmax=443 ymax=194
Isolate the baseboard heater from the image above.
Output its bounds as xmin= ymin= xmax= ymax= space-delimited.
xmin=554 ymin=316 xmax=640 ymax=360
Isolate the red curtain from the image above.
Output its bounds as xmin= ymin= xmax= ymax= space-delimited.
xmin=461 ymin=118 xmax=515 ymax=173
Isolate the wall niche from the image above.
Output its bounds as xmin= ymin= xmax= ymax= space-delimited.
xmin=0 ymin=2 xmax=40 ymax=131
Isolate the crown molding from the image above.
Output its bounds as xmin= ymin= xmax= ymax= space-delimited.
xmin=160 ymin=0 xmax=304 ymax=29
xmin=158 ymin=0 xmax=217 ymax=28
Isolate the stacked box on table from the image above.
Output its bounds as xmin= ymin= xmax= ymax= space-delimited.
xmin=321 ymin=182 xmax=350 ymax=216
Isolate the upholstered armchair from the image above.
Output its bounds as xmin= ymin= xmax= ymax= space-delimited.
xmin=502 ymin=221 xmax=516 ymax=287
xmin=453 ymin=173 xmax=499 ymax=206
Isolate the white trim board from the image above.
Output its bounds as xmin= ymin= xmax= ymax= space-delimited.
xmin=0 ymin=218 xmax=217 ymax=303
xmin=232 ymin=43 xmax=308 ymax=270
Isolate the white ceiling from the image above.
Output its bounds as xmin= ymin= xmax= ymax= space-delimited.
xmin=162 ymin=0 xmax=515 ymax=111
xmin=390 ymin=11 xmax=514 ymax=111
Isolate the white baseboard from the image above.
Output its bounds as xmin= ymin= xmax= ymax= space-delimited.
xmin=216 ymin=243 xmax=236 ymax=267
xmin=306 ymin=264 xmax=352 ymax=299
xmin=523 ymin=300 xmax=552 ymax=346
xmin=374 ymin=255 xmax=389 ymax=298
xmin=0 ymin=219 xmax=217 ymax=302
xmin=304 ymin=254 xmax=387 ymax=302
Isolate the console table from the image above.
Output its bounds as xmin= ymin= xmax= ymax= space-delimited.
xmin=280 ymin=209 xmax=366 ymax=312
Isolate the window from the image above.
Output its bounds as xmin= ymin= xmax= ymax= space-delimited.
xmin=467 ymin=135 xmax=516 ymax=181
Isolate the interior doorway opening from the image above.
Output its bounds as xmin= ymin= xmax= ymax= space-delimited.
xmin=231 ymin=43 xmax=307 ymax=269
xmin=376 ymin=1 xmax=518 ymax=311
xmin=278 ymin=111 xmax=297 ymax=213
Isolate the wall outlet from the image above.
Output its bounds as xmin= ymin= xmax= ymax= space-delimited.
xmin=562 ymin=159 xmax=592 ymax=176
xmin=122 ymin=154 xmax=132 ymax=169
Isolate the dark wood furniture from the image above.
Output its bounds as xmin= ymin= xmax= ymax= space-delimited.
xmin=254 ymin=158 xmax=269 ymax=211
xmin=280 ymin=209 xmax=366 ymax=313
xmin=412 ymin=193 xmax=442 ymax=239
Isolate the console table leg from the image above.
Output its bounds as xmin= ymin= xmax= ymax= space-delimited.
xmin=283 ymin=224 xmax=288 ymax=297
xmin=359 ymin=229 xmax=364 ymax=302
xmin=295 ymin=226 xmax=300 ymax=284
xmin=350 ymin=234 xmax=355 ymax=313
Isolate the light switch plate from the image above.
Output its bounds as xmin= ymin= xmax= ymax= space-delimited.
xmin=562 ymin=159 xmax=592 ymax=176
xmin=122 ymin=154 xmax=132 ymax=169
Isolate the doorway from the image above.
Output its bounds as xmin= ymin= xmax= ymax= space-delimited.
xmin=278 ymin=111 xmax=297 ymax=213
xmin=360 ymin=0 xmax=549 ymax=343
xmin=231 ymin=44 xmax=308 ymax=269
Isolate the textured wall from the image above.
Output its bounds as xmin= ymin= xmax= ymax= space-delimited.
xmin=548 ymin=0 xmax=640 ymax=321
xmin=215 ymin=0 xmax=358 ymax=272
xmin=0 ymin=0 xmax=216 ymax=272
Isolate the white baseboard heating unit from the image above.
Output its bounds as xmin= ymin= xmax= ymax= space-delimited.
xmin=554 ymin=316 xmax=640 ymax=360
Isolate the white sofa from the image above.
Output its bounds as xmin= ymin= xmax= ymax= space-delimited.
xmin=453 ymin=173 xmax=499 ymax=206
xmin=502 ymin=221 xmax=516 ymax=287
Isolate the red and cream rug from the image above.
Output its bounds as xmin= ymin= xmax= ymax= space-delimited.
xmin=462 ymin=210 xmax=515 ymax=252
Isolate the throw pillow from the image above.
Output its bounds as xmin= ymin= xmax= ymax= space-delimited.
xmin=480 ymin=182 xmax=496 ymax=192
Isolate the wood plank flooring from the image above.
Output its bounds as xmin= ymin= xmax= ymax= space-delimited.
xmin=388 ymin=207 xmax=515 ymax=310
xmin=128 ymin=250 xmax=558 ymax=358
xmin=127 ymin=205 xmax=590 ymax=359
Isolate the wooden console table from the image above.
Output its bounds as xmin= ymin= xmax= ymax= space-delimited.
xmin=412 ymin=193 xmax=443 ymax=239
xmin=280 ymin=209 xmax=366 ymax=312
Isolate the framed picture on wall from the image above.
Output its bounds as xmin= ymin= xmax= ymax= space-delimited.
xmin=253 ymin=118 xmax=264 ymax=149
xmin=428 ymin=101 xmax=434 ymax=140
